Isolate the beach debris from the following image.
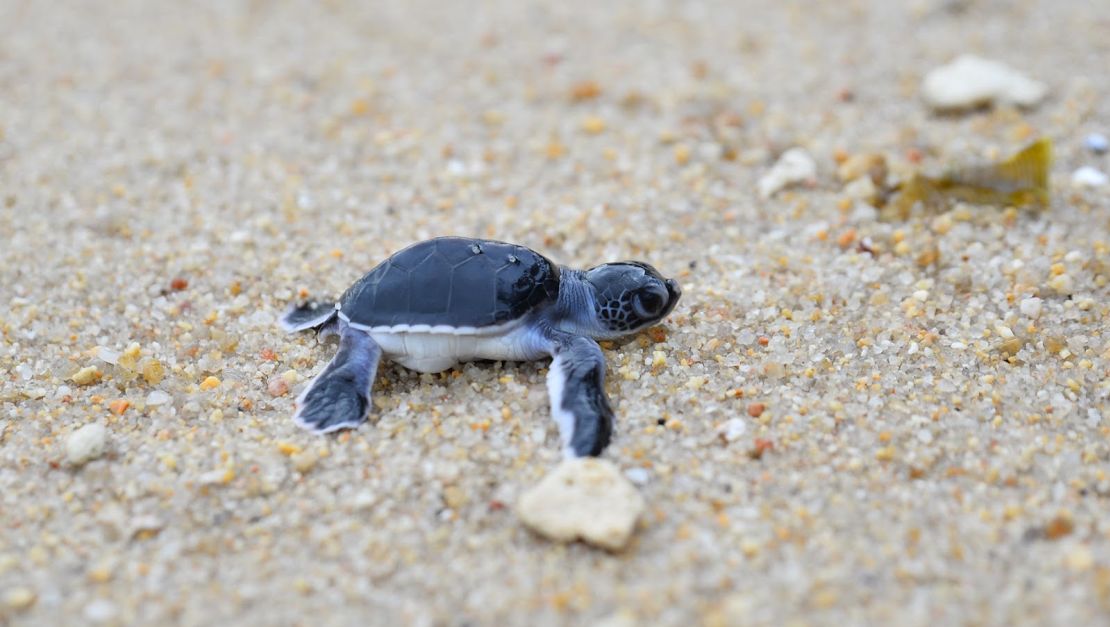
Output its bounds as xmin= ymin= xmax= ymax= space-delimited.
xmin=758 ymin=148 xmax=817 ymax=198
xmin=883 ymin=139 xmax=1051 ymax=220
xmin=517 ymin=458 xmax=644 ymax=551
xmin=1085 ymin=133 xmax=1108 ymax=155
xmin=922 ymin=55 xmax=1047 ymax=112
xmin=66 ymin=423 xmax=108 ymax=466
xmin=1071 ymin=166 xmax=1108 ymax=188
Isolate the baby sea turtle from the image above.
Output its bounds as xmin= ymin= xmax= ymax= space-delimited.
xmin=279 ymin=236 xmax=681 ymax=457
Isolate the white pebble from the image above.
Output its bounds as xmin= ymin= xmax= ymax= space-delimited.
xmin=66 ymin=424 xmax=108 ymax=466
xmin=1020 ymin=297 xmax=1043 ymax=319
xmin=1071 ymin=166 xmax=1108 ymax=188
xmin=844 ymin=176 xmax=877 ymax=202
xmin=95 ymin=346 xmax=120 ymax=365
xmin=146 ymin=390 xmax=172 ymax=406
xmin=922 ymin=55 xmax=1047 ymax=111
xmin=624 ymin=468 xmax=651 ymax=485
xmin=1085 ymin=133 xmax=1108 ymax=154
xmin=758 ymin=148 xmax=817 ymax=198
xmin=718 ymin=418 xmax=748 ymax=442
xmin=1087 ymin=409 xmax=1103 ymax=428
xmin=352 ymin=491 xmax=379 ymax=511
xmin=198 ymin=469 xmax=228 ymax=485
xmin=84 ymin=599 xmax=117 ymax=623
xmin=128 ymin=515 xmax=164 ymax=538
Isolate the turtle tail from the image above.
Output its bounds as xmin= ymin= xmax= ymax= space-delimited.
xmin=279 ymin=300 xmax=338 ymax=334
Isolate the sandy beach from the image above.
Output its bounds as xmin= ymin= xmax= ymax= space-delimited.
xmin=2 ymin=0 xmax=1109 ymax=624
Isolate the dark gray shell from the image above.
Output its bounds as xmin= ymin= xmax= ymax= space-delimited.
xmin=339 ymin=237 xmax=561 ymax=329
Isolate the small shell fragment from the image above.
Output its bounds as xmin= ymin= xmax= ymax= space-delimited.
xmin=66 ymin=424 xmax=108 ymax=466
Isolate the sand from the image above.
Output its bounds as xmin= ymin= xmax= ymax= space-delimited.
xmin=2 ymin=0 xmax=1109 ymax=624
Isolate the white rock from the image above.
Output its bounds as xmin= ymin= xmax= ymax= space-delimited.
xmin=922 ymin=55 xmax=1047 ymax=111
xmin=718 ymin=418 xmax=748 ymax=442
xmin=95 ymin=346 xmax=120 ymax=365
xmin=66 ymin=424 xmax=108 ymax=466
xmin=594 ymin=610 xmax=638 ymax=627
xmin=129 ymin=515 xmax=164 ymax=538
xmin=145 ymin=390 xmax=171 ymax=406
xmin=517 ymin=458 xmax=644 ymax=551
xmin=624 ymin=467 xmax=651 ymax=485
xmin=758 ymin=148 xmax=817 ymax=198
xmin=1071 ymin=166 xmax=1108 ymax=188
xmin=24 ymin=388 xmax=46 ymax=400
xmin=352 ymin=491 xmax=379 ymax=511
xmin=84 ymin=599 xmax=117 ymax=623
xmin=844 ymin=176 xmax=877 ymax=203
xmin=198 ymin=469 xmax=230 ymax=486
xmin=1085 ymin=133 xmax=1108 ymax=155
xmin=1019 ymin=297 xmax=1043 ymax=319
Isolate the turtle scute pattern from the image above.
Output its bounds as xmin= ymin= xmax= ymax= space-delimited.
xmin=596 ymin=290 xmax=636 ymax=332
xmin=340 ymin=238 xmax=561 ymax=329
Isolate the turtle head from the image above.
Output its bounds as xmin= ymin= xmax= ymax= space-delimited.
xmin=582 ymin=261 xmax=681 ymax=339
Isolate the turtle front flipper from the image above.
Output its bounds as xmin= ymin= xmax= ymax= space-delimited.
xmin=541 ymin=330 xmax=614 ymax=458
xmin=293 ymin=326 xmax=382 ymax=433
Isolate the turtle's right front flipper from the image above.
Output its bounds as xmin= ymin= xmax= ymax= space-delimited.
xmin=541 ymin=330 xmax=614 ymax=458
xmin=293 ymin=326 xmax=382 ymax=433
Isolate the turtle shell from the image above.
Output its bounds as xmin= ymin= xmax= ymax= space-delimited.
xmin=339 ymin=237 xmax=561 ymax=330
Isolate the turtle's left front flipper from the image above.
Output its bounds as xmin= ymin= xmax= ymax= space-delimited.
xmin=294 ymin=326 xmax=382 ymax=433
xmin=542 ymin=331 xmax=614 ymax=458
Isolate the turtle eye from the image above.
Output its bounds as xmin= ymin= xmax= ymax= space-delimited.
xmin=632 ymin=287 xmax=666 ymax=318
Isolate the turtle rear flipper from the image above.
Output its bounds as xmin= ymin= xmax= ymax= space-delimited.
xmin=293 ymin=326 xmax=381 ymax=433
xmin=280 ymin=300 xmax=338 ymax=333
